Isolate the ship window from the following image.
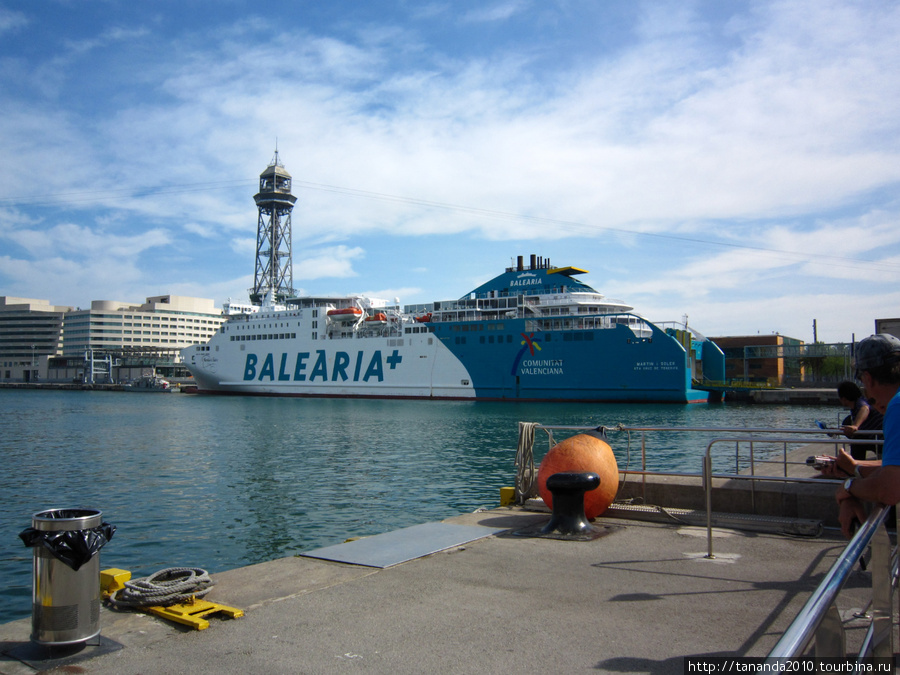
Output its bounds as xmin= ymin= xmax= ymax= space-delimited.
xmin=488 ymin=335 xmax=494 ymax=344
xmin=480 ymin=336 xmax=485 ymax=344
xmin=507 ymin=335 xmax=513 ymax=343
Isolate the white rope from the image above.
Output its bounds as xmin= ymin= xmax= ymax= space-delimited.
xmin=515 ymin=422 xmax=540 ymax=504
xmin=108 ymin=567 xmax=215 ymax=608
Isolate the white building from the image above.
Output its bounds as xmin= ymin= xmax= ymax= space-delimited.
xmin=0 ymin=297 xmax=73 ymax=382
xmin=0 ymin=294 xmax=225 ymax=383
xmin=875 ymin=318 xmax=900 ymax=340
xmin=60 ymin=295 xmax=224 ymax=356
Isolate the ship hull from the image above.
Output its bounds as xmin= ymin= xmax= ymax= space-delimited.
xmin=184 ymin=317 xmax=711 ymax=403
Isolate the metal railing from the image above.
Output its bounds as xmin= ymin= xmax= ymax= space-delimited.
xmin=701 ymin=436 xmax=881 ymax=560
xmin=766 ymin=505 xmax=896 ymax=661
xmin=518 ymin=423 xmax=877 ymax=484
xmin=515 ymin=422 xmax=893 ymax=661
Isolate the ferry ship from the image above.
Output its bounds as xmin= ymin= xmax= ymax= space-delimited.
xmin=181 ymin=254 xmax=725 ymax=402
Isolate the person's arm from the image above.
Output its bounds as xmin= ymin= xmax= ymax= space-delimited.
xmin=837 ymin=496 xmax=867 ymax=538
xmin=840 ymin=465 xmax=900 ymax=504
xmin=835 ymin=465 xmax=900 ymax=537
xmin=843 ymin=404 xmax=870 ymax=437
xmin=820 ymin=447 xmax=880 ymax=478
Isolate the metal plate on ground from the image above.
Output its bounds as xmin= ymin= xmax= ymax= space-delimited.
xmin=509 ymin=522 xmax=624 ymax=541
xmin=300 ymin=522 xmax=507 ymax=568
xmin=3 ymin=635 xmax=123 ymax=671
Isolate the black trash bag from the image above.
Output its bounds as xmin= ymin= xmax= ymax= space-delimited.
xmin=19 ymin=522 xmax=116 ymax=571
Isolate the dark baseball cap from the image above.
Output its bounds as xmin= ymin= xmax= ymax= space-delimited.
xmin=855 ymin=333 xmax=900 ymax=371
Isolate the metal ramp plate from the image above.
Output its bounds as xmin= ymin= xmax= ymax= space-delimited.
xmin=300 ymin=522 xmax=507 ymax=568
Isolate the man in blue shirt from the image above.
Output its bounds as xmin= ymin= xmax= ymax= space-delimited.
xmin=834 ymin=334 xmax=900 ymax=536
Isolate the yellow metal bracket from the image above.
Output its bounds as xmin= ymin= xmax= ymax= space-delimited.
xmin=101 ymin=568 xmax=244 ymax=630
xmin=143 ymin=597 xmax=244 ymax=631
xmin=101 ymin=568 xmax=132 ymax=594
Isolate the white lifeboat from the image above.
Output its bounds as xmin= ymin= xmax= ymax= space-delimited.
xmin=327 ymin=307 xmax=363 ymax=322
xmin=364 ymin=312 xmax=388 ymax=326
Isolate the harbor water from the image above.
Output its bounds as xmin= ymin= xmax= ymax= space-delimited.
xmin=0 ymin=389 xmax=840 ymax=624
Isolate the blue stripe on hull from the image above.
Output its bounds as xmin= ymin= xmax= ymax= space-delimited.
xmin=435 ymin=321 xmax=706 ymax=403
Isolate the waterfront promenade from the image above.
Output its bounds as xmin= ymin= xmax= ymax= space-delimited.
xmin=0 ymin=500 xmax=881 ymax=674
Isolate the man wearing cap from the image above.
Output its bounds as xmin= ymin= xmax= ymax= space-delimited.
xmin=834 ymin=333 xmax=900 ymax=537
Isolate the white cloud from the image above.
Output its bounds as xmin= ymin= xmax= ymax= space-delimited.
xmin=2 ymin=221 xmax=170 ymax=258
xmin=295 ymin=246 xmax=366 ymax=280
xmin=461 ymin=1 xmax=529 ymax=24
xmin=0 ymin=1 xmax=898 ymax=341
xmin=0 ymin=7 xmax=27 ymax=34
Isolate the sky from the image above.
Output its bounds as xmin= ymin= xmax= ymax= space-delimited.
xmin=1 ymin=1 xmax=898 ymax=344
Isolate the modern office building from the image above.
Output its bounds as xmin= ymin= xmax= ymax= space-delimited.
xmin=0 ymin=294 xmax=224 ymax=383
xmin=59 ymin=295 xmax=224 ymax=356
xmin=0 ymin=297 xmax=73 ymax=382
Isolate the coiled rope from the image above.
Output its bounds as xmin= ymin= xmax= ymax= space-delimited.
xmin=515 ymin=422 xmax=538 ymax=505
xmin=515 ymin=422 xmax=556 ymax=505
xmin=517 ymin=422 xmax=636 ymax=506
xmin=108 ymin=567 xmax=215 ymax=608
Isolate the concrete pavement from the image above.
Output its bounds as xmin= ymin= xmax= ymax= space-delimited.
xmin=0 ymin=504 xmax=876 ymax=675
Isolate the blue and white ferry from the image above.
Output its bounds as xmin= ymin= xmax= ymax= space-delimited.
xmin=182 ymin=255 xmax=725 ymax=402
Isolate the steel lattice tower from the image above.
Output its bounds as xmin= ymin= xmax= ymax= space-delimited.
xmin=250 ymin=150 xmax=298 ymax=304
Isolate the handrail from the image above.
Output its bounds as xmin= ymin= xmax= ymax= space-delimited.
xmin=524 ymin=423 xmax=879 ymax=480
xmin=516 ymin=422 xmax=895 ymax=660
xmin=766 ymin=505 xmax=895 ymax=660
xmin=700 ymin=436 xmax=881 ymax=559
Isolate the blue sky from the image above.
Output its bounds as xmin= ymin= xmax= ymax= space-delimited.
xmin=1 ymin=1 xmax=898 ymax=343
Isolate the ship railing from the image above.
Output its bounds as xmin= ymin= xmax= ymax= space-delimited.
xmin=516 ymin=422 xmax=892 ymax=660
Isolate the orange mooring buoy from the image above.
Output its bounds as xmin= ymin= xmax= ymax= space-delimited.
xmin=537 ymin=433 xmax=619 ymax=518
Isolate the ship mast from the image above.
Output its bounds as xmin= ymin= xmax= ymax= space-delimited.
xmin=249 ymin=149 xmax=298 ymax=305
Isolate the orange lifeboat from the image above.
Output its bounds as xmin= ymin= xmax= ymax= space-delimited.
xmin=327 ymin=307 xmax=363 ymax=322
xmin=415 ymin=313 xmax=432 ymax=323
xmin=365 ymin=312 xmax=388 ymax=325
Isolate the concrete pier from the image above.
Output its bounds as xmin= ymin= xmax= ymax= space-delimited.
xmin=0 ymin=471 xmax=884 ymax=674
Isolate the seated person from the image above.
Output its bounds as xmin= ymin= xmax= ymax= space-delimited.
xmin=837 ymin=380 xmax=884 ymax=460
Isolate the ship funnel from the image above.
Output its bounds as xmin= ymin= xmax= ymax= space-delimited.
xmin=517 ymin=256 xmax=524 ymax=271
xmin=530 ymin=254 xmax=536 ymax=269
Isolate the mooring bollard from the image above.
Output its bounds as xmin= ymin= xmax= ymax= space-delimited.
xmin=541 ymin=472 xmax=600 ymax=536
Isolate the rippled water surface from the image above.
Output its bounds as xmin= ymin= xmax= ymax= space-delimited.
xmin=0 ymin=389 xmax=839 ymax=623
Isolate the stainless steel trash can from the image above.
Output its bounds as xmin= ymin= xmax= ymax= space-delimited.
xmin=29 ymin=508 xmax=104 ymax=646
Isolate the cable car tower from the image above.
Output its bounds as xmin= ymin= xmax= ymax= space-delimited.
xmin=249 ymin=150 xmax=297 ymax=305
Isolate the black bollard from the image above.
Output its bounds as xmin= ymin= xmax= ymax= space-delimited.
xmin=541 ymin=472 xmax=600 ymax=536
